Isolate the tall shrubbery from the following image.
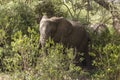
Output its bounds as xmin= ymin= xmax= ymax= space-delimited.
xmin=0 ymin=1 xmax=120 ymax=80
xmin=90 ymin=32 xmax=120 ymax=80
xmin=0 ymin=1 xmax=36 ymax=46
xmin=34 ymin=0 xmax=67 ymax=23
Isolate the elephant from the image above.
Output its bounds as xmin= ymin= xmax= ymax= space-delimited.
xmin=39 ymin=15 xmax=92 ymax=68
xmin=89 ymin=23 xmax=109 ymax=35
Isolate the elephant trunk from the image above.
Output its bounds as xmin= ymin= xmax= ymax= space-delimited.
xmin=40 ymin=35 xmax=48 ymax=47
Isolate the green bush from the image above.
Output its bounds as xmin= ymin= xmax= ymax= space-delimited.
xmin=0 ymin=27 xmax=39 ymax=72
xmin=34 ymin=0 xmax=67 ymax=21
xmin=0 ymin=1 xmax=36 ymax=46
xmin=90 ymin=32 xmax=120 ymax=80
xmin=9 ymin=42 xmax=89 ymax=80
xmin=0 ymin=1 xmax=120 ymax=80
xmin=0 ymin=39 xmax=89 ymax=80
xmin=0 ymin=29 xmax=6 ymax=46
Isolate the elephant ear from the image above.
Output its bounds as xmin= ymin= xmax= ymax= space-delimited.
xmin=39 ymin=15 xmax=48 ymax=31
xmin=40 ymin=15 xmax=49 ymax=22
xmin=50 ymin=17 xmax=73 ymax=38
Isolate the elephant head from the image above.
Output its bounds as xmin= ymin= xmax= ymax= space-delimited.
xmin=89 ymin=23 xmax=109 ymax=34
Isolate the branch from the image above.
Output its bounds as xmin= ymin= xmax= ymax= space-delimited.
xmin=94 ymin=0 xmax=120 ymax=18
xmin=63 ymin=1 xmax=74 ymax=18
xmin=94 ymin=0 xmax=119 ymax=11
xmin=94 ymin=0 xmax=111 ymax=10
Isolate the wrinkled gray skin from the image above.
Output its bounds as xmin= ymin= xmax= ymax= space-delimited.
xmin=39 ymin=15 xmax=91 ymax=67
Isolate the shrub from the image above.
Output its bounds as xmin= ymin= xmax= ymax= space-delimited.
xmin=34 ymin=0 xmax=67 ymax=23
xmin=90 ymin=32 xmax=120 ymax=80
xmin=23 ymin=42 xmax=89 ymax=80
xmin=0 ymin=27 xmax=39 ymax=72
xmin=0 ymin=1 xmax=36 ymax=45
xmin=2 ymin=39 xmax=89 ymax=80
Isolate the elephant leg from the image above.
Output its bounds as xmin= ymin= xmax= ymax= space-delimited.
xmin=84 ymin=50 xmax=92 ymax=69
xmin=83 ymin=45 xmax=94 ymax=70
xmin=73 ymin=48 xmax=82 ymax=66
xmin=78 ymin=42 xmax=93 ymax=69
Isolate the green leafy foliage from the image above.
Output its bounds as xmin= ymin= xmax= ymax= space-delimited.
xmin=34 ymin=0 xmax=67 ymax=23
xmin=0 ymin=0 xmax=120 ymax=80
xmin=90 ymin=32 xmax=120 ymax=80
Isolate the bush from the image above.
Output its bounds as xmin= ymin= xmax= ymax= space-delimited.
xmin=0 ymin=1 xmax=120 ymax=80
xmin=33 ymin=39 xmax=89 ymax=80
xmin=0 ymin=27 xmax=39 ymax=72
xmin=34 ymin=0 xmax=67 ymax=23
xmin=0 ymin=1 xmax=36 ymax=46
xmin=90 ymin=32 xmax=120 ymax=80
xmin=0 ymin=29 xmax=6 ymax=46
xmin=1 ymin=39 xmax=89 ymax=80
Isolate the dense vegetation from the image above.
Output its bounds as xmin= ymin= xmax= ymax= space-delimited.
xmin=0 ymin=0 xmax=120 ymax=80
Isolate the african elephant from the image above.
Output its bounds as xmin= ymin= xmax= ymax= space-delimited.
xmin=39 ymin=15 xmax=91 ymax=68
xmin=89 ymin=23 xmax=109 ymax=35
